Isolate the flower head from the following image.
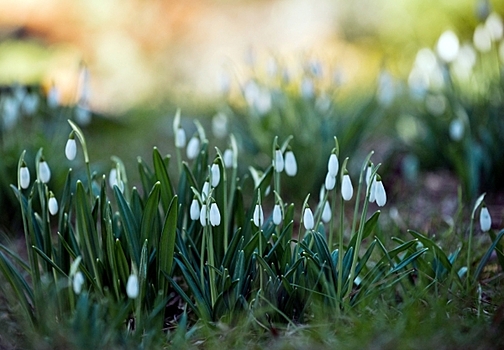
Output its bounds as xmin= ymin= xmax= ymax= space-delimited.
xmin=65 ymin=132 xmax=77 ymax=160
xmin=223 ymin=149 xmax=233 ymax=168
xmin=175 ymin=127 xmax=186 ymax=148
xmin=19 ymin=162 xmax=30 ymax=189
xmin=72 ymin=271 xmax=85 ymax=295
xmin=38 ymin=159 xmax=51 ymax=183
xmin=325 ymin=172 xmax=336 ymax=191
xmin=341 ymin=172 xmax=353 ymax=201
xmin=211 ymin=162 xmax=220 ymax=187
xmin=210 ymin=202 xmax=221 ymax=226
xmin=328 ymin=153 xmax=339 ymax=178
xmin=126 ymin=274 xmax=139 ymax=299
xmin=322 ymin=201 xmax=332 ymax=223
xmin=190 ymin=198 xmax=200 ymax=221
xmin=253 ymin=204 xmax=264 ymax=228
xmin=200 ymin=204 xmax=208 ymax=227
xmin=284 ymin=150 xmax=297 ymax=176
xmin=201 ymin=180 xmax=210 ymax=201
xmin=273 ymin=204 xmax=283 ymax=225
xmin=48 ymin=192 xmax=59 ymax=216
xmin=480 ymin=204 xmax=492 ymax=232
xmin=370 ymin=175 xmax=387 ymax=207
xmin=303 ymin=206 xmax=314 ymax=230
xmin=274 ymin=149 xmax=284 ymax=173
xmin=186 ymin=135 xmax=200 ymax=159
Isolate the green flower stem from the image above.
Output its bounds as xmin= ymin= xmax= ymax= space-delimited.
xmin=68 ymin=120 xmax=92 ymax=199
xmin=337 ymin=193 xmax=344 ymax=306
xmin=208 ymin=227 xmax=217 ymax=307
xmin=467 ymin=193 xmax=485 ymax=292
xmin=200 ymin=225 xmax=207 ymax=297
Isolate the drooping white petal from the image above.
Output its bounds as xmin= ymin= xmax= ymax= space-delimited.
xmin=303 ymin=207 xmax=314 ymax=230
xmin=284 ymin=151 xmax=297 ymax=176
xmin=190 ymin=199 xmax=200 ymax=221
xmin=210 ymin=202 xmax=221 ymax=226
xmin=480 ymin=206 xmax=492 ymax=232
xmin=39 ymin=161 xmax=51 ymax=183
xmin=274 ymin=149 xmax=284 ymax=173
xmin=341 ymin=174 xmax=353 ymax=201
xmin=201 ymin=181 xmax=210 ymax=201
xmin=365 ymin=164 xmax=373 ymax=187
xmin=325 ymin=172 xmax=336 ymax=191
xmin=65 ymin=138 xmax=77 ymax=160
xmin=223 ymin=149 xmax=233 ymax=168
xmin=369 ymin=177 xmax=377 ymax=203
xmin=72 ymin=271 xmax=85 ymax=295
xmin=200 ymin=204 xmax=208 ymax=226
xmin=211 ymin=163 xmax=220 ymax=187
xmin=186 ymin=136 xmax=200 ymax=159
xmin=322 ymin=201 xmax=332 ymax=223
xmin=109 ymin=168 xmax=118 ymax=188
xmin=48 ymin=196 xmax=59 ymax=216
xmin=20 ymin=166 xmax=30 ymax=189
xmin=253 ymin=204 xmax=264 ymax=227
xmin=175 ymin=127 xmax=186 ymax=148
xmin=328 ymin=154 xmax=339 ymax=177
xmin=273 ymin=204 xmax=283 ymax=225
xmin=374 ymin=180 xmax=387 ymax=207
xmin=126 ymin=274 xmax=139 ymax=299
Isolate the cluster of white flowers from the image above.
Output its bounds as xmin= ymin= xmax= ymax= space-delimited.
xmin=273 ymin=147 xmax=297 ymax=177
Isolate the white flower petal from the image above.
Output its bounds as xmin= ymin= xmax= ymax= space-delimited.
xmin=65 ymin=138 xmax=77 ymax=160
xmin=274 ymin=149 xmax=284 ymax=172
xmin=341 ymin=174 xmax=353 ymax=201
xmin=223 ymin=149 xmax=233 ymax=168
xmin=190 ymin=199 xmax=200 ymax=221
xmin=73 ymin=271 xmax=85 ymax=295
xmin=375 ymin=180 xmax=387 ymax=207
xmin=200 ymin=204 xmax=208 ymax=226
xmin=480 ymin=206 xmax=492 ymax=232
xmin=126 ymin=274 xmax=139 ymax=299
xmin=303 ymin=207 xmax=314 ymax=230
xmin=201 ymin=181 xmax=210 ymax=201
xmin=20 ymin=166 xmax=30 ymax=189
xmin=328 ymin=154 xmax=339 ymax=177
xmin=48 ymin=196 xmax=59 ymax=215
xmin=322 ymin=201 xmax=332 ymax=223
xmin=284 ymin=151 xmax=297 ymax=176
xmin=186 ymin=136 xmax=200 ymax=159
xmin=211 ymin=163 xmax=220 ymax=187
xmin=253 ymin=204 xmax=264 ymax=227
xmin=273 ymin=204 xmax=283 ymax=225
xmin=325 ymin=172 xmax=336 ymax=191
xmin=39 ymin=161 xmax=51 ymax=183
xmin=210 ymin=203 xmax=221 ymax=226
xmin=175 ymin=127 xmax=187 ymax=148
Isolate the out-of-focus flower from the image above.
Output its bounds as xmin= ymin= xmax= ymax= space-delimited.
xmin=212 ymin=112 xmax=228 ymax=139
xmin=186 ymin=135 xmax=200 ymax=160
xmin=223 ymin=149 xmax=233 ymax=168
xmin=473 ymin=24 xmax=492 ymax=52
xmin=480 ymin=204 xmax=492 ymax=232
xmin=273 ymin=204 xmax=283 ymax=225
xmin=73 ymin=271 xmax=85 ymax=295
xmin=175 ymin=127 xmax=186 ymax=148
xmin=436 ymin=30 xmax=460 ymax=62
xmin=284 ymin=150 xmax=297 ymax=176
xmin=210 ymin=202 xmax=221 ymax=226
xmin=303 ymin=206 xmax=314 ymax=230
xmin=126 ymin=274 xmax=139 ymax=299
xmin=449 ymin=119 xmax=464 ymax=141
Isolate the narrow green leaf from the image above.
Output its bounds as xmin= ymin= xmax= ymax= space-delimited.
xmin=159 ymin=195 xmax=178 ymax=294
xmin=114 ymin=185 xmax=140 ymax=265
xmin=153 ymin=147 xmax=174 ymax=211
xmin=474 ymin=229 xmax=504 ymax=282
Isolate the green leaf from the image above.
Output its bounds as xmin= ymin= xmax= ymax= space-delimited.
xmin=159 ymin=195 xmax=178 ymax=294
xmin=140 ymin=182 xmax=161 ymax=246
xmin=114 ymin=185 xmax=140 ymax=265
xmin=349 ymin=211 xmax=380 ymax=249
xmin=153 ymin=147 xmax=174 ymax=212
xmin=474 ymin=229 xmax=504 ymax=282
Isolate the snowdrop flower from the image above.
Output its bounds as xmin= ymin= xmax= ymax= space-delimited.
xmin=480 ymin=204 xmax=492 ymax=232
xmin=65 ymin=132 xmax=77 ymax=160
xmin=72 ymin=271 xmax=85 ymax=295
xmin=201 ymin=181 xmax=210 ymax=201
xmin=325 ymin=172 xmax=336 ymax=191
xmin=485 ymin=12 xmax=503 ymax=41
xmin=253 ymin=204 xmax=264 ymax=228
xmin=303 ymin=206 xmax=314 ymax=230
xmin=322 ymin=201 xmax=332 ymax=223
xmin=274 ymin=149 xmax=284 ymax=173
xmin=371 ymin=175 xmax=387 ymax=207
xmin=284 ymin=150 xmax=297 ymax=176
xmin=341 ymin=172 xmax=353 ymax=201
xmin=47 ymin=84 xmax=60 ymax=108
xmin=473 ymin=24 xmax=492 ymax=52
xmin=175 ymin=127 xmax=186 ymax=148
xmin=210 ymin=202 xmax=221 ymax=226
xmin=109 ymin=168 xmax=118 ymax=188
xmin=211 ymin=162 xmax=220 ymax=187
xmin=200 ymin=204 xmax=208 ymax=226
xmin=126 ymin=274 xmax=139 ymax=299
xmin=22 ymin=93 xmax=39 ymax=115
xmin=436 ymin=30 xmax=460 ymax=62
xmin=212 ymin=112 xmax=228 ymax=139
xmin=19 ymin=162 xmax=30 ymax=189
xmin=190 ymin=198 xmax=200 ymax=221
xmin=223 ymin=149 xmax=233 ymax=168
xmin=38 ymin=159 xmax=51 ymax=183
xmin=365 ymin=162 xmax=373 ymax=187
xmin=273 ymin=204 xmax=283 ymax=225
xmin=328 ymin=153 xmax=339 ymax=177
xmin=449 ymin=119 xmax=464 ymax=141
xmin=186 ymin=135 xmax=200 ymax=160
xmin=48 ymin=192 xmax=58 ymax=216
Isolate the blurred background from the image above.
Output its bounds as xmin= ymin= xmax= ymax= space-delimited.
xmin=1 ymin=0 xmax=504 ymax=233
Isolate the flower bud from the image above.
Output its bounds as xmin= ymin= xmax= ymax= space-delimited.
xmin=303 ymin=206 xmax=314 ymax=230
xmin=126 ymin=274 xmax=139 ymax=299
xmin=322 ymin=201 xmax=332 ymax=223
xmin=341 ymin=173 xmax=353 ymax=201
xmin=211 ymin=163 xmax=220 ymax=187
xmin=480 ymin=205 xmax=492 ymax=232
xmin=175 ymin=127 xmax=187 ymax=148
xmin=284 ymin=150 xmax=297 ymax=176
xmin=328 ymin=153 xmax=339 ymax=177
xmin=253 ymin=204 xmax=264 ymax=227
xmin=65 ymin=132 xmax=77 ymax=160
xmin=48 ymin=192 xmax=59 ymax=215
xmin=20 ymin=163 xmax=30 ymax=189
xmin=325 ymin=172 xmax=336 ymax=191
xmin=190 ymin=198 xmax=200 ymax=221
xmin=274 ymin=149 xmax=284 ymax=173
xmin=186 ymin=135 xmax=200 ymax=159
xmin=273 ymin=204 xmax=283 ymax=225
xmin=210 ymin=202 xmax=221 ymax=226
xmin=39 ymin=159 xmax=51 ymax=183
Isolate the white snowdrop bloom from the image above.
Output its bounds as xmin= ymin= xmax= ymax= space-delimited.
xmin=22 ymin=93 xmax=39 ymax=115
xmin=480 ymin=205 xmax=492 ymax=232
xmin=452 ymin=44 xmax=477 ymax=80
xmin=325 ymin=172 xmax=336 ymax=191
xmin=436 ymin=30 xmax=460 ymax=62
xmin=328 ymin=153 xmax=339 ymax=177
xmin=175 ymin=127 xmax=186 ymax=148
xmin=449 ymin=119 xmax=464 ymax=141
xmin=274 ymin=149 xmax=284 ymax=173
xmin=38 ymin=160 xmax=51 ymax=183
xmin=126 ymin=274 xmax=139 ymax=299
xmin=341 ymin=173 xmax=353 ymax=201
xmin=109 ymin=168 xmax=118 ymax=188
xmin=48 ymin=193 xmax=59 ymax=216
xmin=73 ymin=271 xmax=85 ymax=295
xmin=200 ymin=204 xmax=208 ymax=227
xmin=190 ymin=198 xmax=200 ymax=221
xmin=273 ymin=204 xmax=283 ymax=225
xmin=365 ymin=163 xmax=373 ymax=187
xmin=20 ymin=164 xmax=30 ymax=189
xmin=373 ymin=177 xmax=387 ymax=207
xmin=211 ymin=163 xmax=220 ymax=187
xmin=2 ymin=96 xmax=19 ymax=130
xmin=210 ymin=202 xmax=221 ymax=226
xmin=303 ymin=207 xmax=314 ymax=230
xmin=65 ymin=136 xmax=77 ymax=160
xmin=319 ymin=186 xmax=326 ymax=202
xmin=201 ymin=181 xmax=210 ymax=201
xmin=253 ymin=204 xmax=264 ymax=228
xmin=75 ymin=104 xmax=91 ymax=125
xmin=223 ymin=149 xmax=233 ymax=168
xmin=322 ymin=201 xmax=332 ymax=223
xmin=485 ymin=12 xmax=503 ymax=41
xmin=186 ymin=136 xmax=200 ymax=160
xmin=212 ymin=112 xmax=228 ymax=139
xmin=473 ymin=24 xmax=492 ymax=52
xmin=284 ymin=150 xmax=297 ymax=176
xmin=47 ymin=84 xmax=60 ymax=108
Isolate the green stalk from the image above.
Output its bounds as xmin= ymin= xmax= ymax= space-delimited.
xmin=68 ymin=120 xmax=93 ymax=199
xmin=467 ymin=193 xmax=485 ymax=292
xmin=337 ymin=193 xmax=344 ymax=306
xmin=208 ymin=227 xmax=217 ymax=307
